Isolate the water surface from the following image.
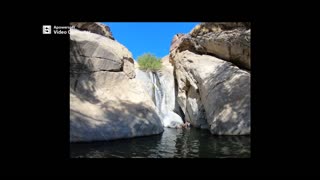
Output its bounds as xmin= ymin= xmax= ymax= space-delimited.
xmin=70 ymin=127 xmax=250 ymax=158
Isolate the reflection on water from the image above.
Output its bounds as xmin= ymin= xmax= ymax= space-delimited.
xmin=70 ymin=128 xmax=250 ymax=158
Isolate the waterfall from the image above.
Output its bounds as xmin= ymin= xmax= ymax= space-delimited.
xmin=149 ymin=72 xmax=184 ymax=128
xmin=150 ymin=72 xmax=163 ymax=117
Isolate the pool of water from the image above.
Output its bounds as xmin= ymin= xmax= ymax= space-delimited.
xmin=70 ymin=127 xmax=250 ymax=158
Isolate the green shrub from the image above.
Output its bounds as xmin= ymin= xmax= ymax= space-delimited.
xmin=137 ymin=53 xmax=162 ymax=71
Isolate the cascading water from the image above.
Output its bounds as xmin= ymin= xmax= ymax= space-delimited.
xmin=149 ymin=72 xmax=184 ymax=128
xmin=149 ymin=72 xmax=163 ymax=116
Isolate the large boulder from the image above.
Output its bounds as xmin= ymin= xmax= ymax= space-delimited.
xmin=170 ymin=22 xmax=250 ymax=135
xmin=70 ymin=28 xmax=135 ymax=78
xmin=70 ymin=22 xmax=114 ymax=40
xmin=173 ymin=51 xmax=250 ymax=134
xmin=70 ymin=28 xmax=163 ymax=142
xmin=170 ymin=22 xmax=250 ymax=70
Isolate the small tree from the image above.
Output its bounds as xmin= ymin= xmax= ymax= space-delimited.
xmin=137 ymin=53 xmax=162 ymax=71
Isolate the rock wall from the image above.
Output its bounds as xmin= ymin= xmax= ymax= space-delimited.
xmin=170 ymin=22 xmax=250 ymax=135
xmin=70 ymin=22 xmax=115 ymax=40
xmin=70 ymin=23 xmax=163 ymax=142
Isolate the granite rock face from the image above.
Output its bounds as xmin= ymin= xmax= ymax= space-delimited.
xmin=70 ymin=22 xmax=114 ymax=40
xmin=70 ymin=28 xmax=163 ymax=142
xmin=171 ymin=22 xmax=250 ymax=70
xmin=170 ymin=22 xmax=250 ymax=134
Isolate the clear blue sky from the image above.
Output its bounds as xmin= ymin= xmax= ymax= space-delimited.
xmin=102 ymin=22 xmax=199 ymax=60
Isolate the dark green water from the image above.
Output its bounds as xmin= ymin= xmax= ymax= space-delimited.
xmin=70 ymin=127 xmax=250 ymax=158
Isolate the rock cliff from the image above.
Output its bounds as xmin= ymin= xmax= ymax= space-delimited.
xmin=70 ymin=23 xmax=163 ymax=142
xmin=170 ymin=22 xmax=250 ymax=135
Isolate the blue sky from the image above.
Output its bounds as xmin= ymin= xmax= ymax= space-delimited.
xmin=102 ymin=22 xmax=199 ymax=60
